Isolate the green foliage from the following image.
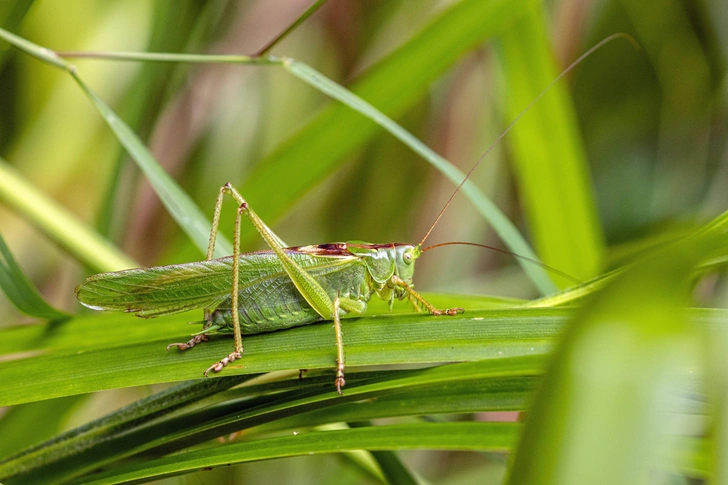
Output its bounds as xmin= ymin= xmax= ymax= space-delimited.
xmin=0 ymin=1 xmax=726 ymax=484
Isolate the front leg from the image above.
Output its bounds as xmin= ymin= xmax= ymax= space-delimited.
xmin=391 ymin=275 xmax=464 ymax=316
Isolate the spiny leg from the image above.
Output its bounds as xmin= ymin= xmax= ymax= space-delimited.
xmin=202 ymin=185 xmax=229 ymax=322
xmin=166 ymin=334 xmax=208 ymax=351
xmin=205 ymin=183 xmax=350 ymax=391
xmin=333 ymin=297 xmax=345 ymax=394
xmin=204 ymin=203 xmax=245 ymax=377
xmin=391 ymin=275 xmax=464 ymax=316
xmin=334 ymin=297 xmax=366 ymax=394
xmin=222 ymin=183 xmax=334 ymax=320
xmin=170 ymin=186 xmax=227 ymax=353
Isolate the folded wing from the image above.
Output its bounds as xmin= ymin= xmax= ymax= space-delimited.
xmin=75 ymin=250 xmax=357 ymax=318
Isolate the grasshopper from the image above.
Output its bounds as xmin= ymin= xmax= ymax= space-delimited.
xmin=74 ymin=35 xmax=616 ymax=393
xmin=75 ymin=183 xmax=464 ymax=393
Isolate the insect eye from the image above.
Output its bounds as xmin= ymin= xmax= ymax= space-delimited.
xmin=403 ymin=252 xmax=412 ymax=264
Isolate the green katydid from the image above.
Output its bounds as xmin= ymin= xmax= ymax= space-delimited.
xmin=75 ymin=183 xmax=468 ymax=394
xmin=74 ymin=37 xmax=620 ymax=393
xmin=74 ymin=173 xmax=571 ymax=396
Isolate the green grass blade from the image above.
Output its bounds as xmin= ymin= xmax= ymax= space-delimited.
xmin=1 ymin=359 xmax=541 ymax=484
xmin=232 ymin=0 xmax=539 ymax=251
xmin=0 ymin=232 xmax=69 ymax=319
xmin=77 ymin=422 xmax=518 ymax=485
xmin=0 ymin=396 xmax=84 ymax=461
xmin=367 ymin=450 xmax=420 ymax=485
xmin=0 ymin=159 xmax=136 ymax=272
xmin=0 ymin=26 xmax=231 ymax=259
xmin=3 ymin=304 xmax=725 ymax=408
xmin=0 ymin=377 xmax=250 ymax=480
xmin=0 ymin=26 xmax=66 ymax=68
xmin=68 ymin=71 xmax=232 ymax=258
xmin=0 ymin=305 xmax=567 ymax=406
xmin=255 ymin=0 xmax=329 ymax=56
xmin=496 ymin=5 xmax=604 ymax=285
xmin=529 ymin=208 xmax=728 ymax=307
xmin=284 ymin=59 xmax=556 ymax=295
xmin=506 ymin=224 xmax=718 ymax=484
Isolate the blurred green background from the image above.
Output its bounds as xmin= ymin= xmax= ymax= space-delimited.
xmin=0 ymin=0 xmax=726 ymax=483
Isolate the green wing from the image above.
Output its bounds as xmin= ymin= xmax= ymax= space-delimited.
xmin=75 ymin=250 xmax=358 ymax=318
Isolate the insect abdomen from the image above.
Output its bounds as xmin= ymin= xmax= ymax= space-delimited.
xmin=210 ymin=259 xmax=372 ymax=334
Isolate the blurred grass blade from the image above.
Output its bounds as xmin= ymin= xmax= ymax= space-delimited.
xmin=529 ymin=208 xmax=728 ymax=307
xmin=0 ymin=0 xmax=33 ymax=72
xmin=0 ymin=397 xmax=85 ymax=461
xmin=0 ymin=160 xmax=136 ymax=273
xmin=0 ymin=376 xmax=251 ymax=480
xmin=233 ymin=0 xmax=539 ymax=258
xmin=255 ymin=0 xmax=329 ymax=56
xmin=0 ymin=232 xmax=68 ymax=320
xmin=68 ymin=71 xmax=232 ymax=258
xmin=0 ymin=26 xmax=66 ymax=68
xmin=0 ymin=26 xmax=231 ymax=258
xmin=507 ymin=231 xmax=717 ymax=484
xmin=1 ymin=359 xmax=542 ymax=484
xmin=496 ymin=5 xmax=604 ymax=286
xmin=284 ymin=59 xmax=556 ymax=295
xmin=0 ymin=306 xmax=569 ymax=406
xmin=368 ymin=450 xmax=421 ymax=485
xmin=77 ymin=422 xmax=518 ymax=485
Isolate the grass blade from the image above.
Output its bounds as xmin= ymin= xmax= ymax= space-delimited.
xmin=507 ymin=223 xmax=717 ymax=484
xmin=77 ymin=422 xmax=518 ymax=485
xmin=0 ymin=159 xmax=136 ymax=272
xmin=0 ymin=26 xmax=232 ymax=258
xmin=68 ymin=71 xmax=232 ymax=258
xmin=496 ymin=5 xmax=604 ymax=285
xmin=1 ymin=359 xmax=541 ymax=484
xmin=0 ymin=232 xmax=68 ymax=320
xmin=0 ymin=306 xmax=567 ymax=406
xmin=232 ymin=0 xmax=541 ymax=266
xmin=284 ymin=58 xmax=556 ymax=295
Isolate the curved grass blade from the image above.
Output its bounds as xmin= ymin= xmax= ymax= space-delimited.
xmin=0 ymin=307 xmax=571 ymax=406
xmin=507 ymin=224 xmax=719 ymax=484
xmin=76 ymin=422 xmax=519 ymax=485
xmin=283 ymin=58 xmax=555 ymax=295
xmin=496 ymin=5 xmax=604 ymax=286
xmin=71 ymin=424 xmax=711 ymax=485
xmin=0 ymin=26 xmax=232 ymax=258
xmin=53 ymin=0 xmax=551 ymax=293
xmin=0 ymin=376 xmax=251 ymax=481
xmin=0 ymin=159 xmax=136 ymax=273
xmin=68 ymin=70 xmax=232 ymax=258
xmin=529 ymin=208 xmax=728 ymax=307
xmin=0 ymin=232 xmax=68 ymax=320
xmin=4 ymin=358 xmax=539 ymax=485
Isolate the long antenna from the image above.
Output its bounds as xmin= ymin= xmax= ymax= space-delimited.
xmin=421 ymin=241 xmax=582 ymax=285
xmin=418 ymin=33 xmax=637 ymax=247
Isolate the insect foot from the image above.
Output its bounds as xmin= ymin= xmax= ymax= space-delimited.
xmin=432 ymin=307 xmax=465 ymax=316
xmin=166 ymin=333 xmax=209 ymax=351
xmin=204 ymin=351 xmax=243 ymax=377
xmin=335 ymin=370 xmax=346 ymax=395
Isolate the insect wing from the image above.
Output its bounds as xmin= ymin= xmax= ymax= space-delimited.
xmin=75 ymin=259 xmax=238 ymax=317
xmin=75 ymin=249 xmax=359 ymax=318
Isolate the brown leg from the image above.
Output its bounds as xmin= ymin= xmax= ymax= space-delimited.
xmin=166 ymin=333 xmax=209 ymax=351
xmin=333 ymin=296 xmax=345 ymax=394
xmin=204 ymin=203 xmax=245 ymax=377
